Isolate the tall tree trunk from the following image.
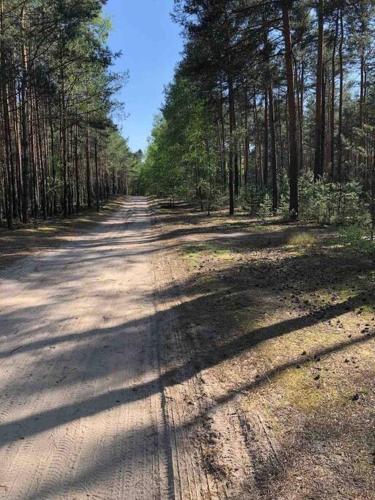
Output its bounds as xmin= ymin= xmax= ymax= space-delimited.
xmin=94 ymin=137 xmax=100 ymax=212
xmin=359 ymin=14 xmax=366 ymax=129
xmin=330 ymin=12 xmax=338 ymax=179
xmin=299 ymin=60 xmax=305 ymax=172
xmin=228 ymin=76 xmax=235 ymax=215
xmin=268 ymin=83 xmax=278 ymax=212
xmin=243 ymin=88 xmax=249 ymax=185
xmin=86 ymin=126 xmax=92 ymax=208
xmin=20 ymin=7 xmax=29 ymax=223
xmin=337 ymin=7 xmax=344 ymax=182
xmin=35 ymin=93 xmax=47 ymax=219
xmin=321 ymin=67 xmax=326 ymax=175
xmin=314 ymin=0 xmax=324 ymax=181
xmin=263 ymin=88 xmax=269 ymax=186
xmin=219 ymin=85 xmax=226 ymax=189
xmin=0 ymin=3 xmax=13 ymax=228
xmin=234 ymin=148 xmax=239 ymax=197
xmin=75 ymin=123 xmax=80 ymax=212
xmin=281 ymin=1 xmax=299 ymax=217
xmin=359 ymin=52 xmax=364 ymax=128
xmin=253 ymin=92 xmax=261 ymax=189
xmin=59 ymin=48 xmax=67 ymax=217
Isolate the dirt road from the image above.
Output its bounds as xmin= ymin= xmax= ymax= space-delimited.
xmin=2 ymin=197 xmax=374 ymax=500
xmin=0 ymin=198 xmax=176 ymax=499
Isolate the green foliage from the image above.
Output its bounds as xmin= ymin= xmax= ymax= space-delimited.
xmin=257 ymin=193 xmax=273 ymax=219
xmin=298 ymin=174 xmax=366 ymax=225
xmin=277 ymin=173 xmax=368 ymax=226
xmin=139 ymin=116 xmax=182 ymax=198
xmin=278 ymin=195 xmax=291 ymax=221
xmin=240 ymin=186 xmax=270 ymax=216
xmin=139 ymin=74 xmax=220 ymax=209
xmin=0 ymin=0 xmax=134 ymax=225
xmin=338 ymin=225 xmax=374 ymax=254
xmin=106 ymin=130 xmax=140 ymax=195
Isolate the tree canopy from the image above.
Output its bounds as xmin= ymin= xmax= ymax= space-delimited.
xmin=0 ymin=0 xmax=138 ymax=227
xmin=140 ymin=0 xmax=375 ymax=235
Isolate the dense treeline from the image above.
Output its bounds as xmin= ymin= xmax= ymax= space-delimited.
xmin=140 ymin=0 xmax=375 ymax=237
xmin=0 ymin=0 xmax=137 ymax=228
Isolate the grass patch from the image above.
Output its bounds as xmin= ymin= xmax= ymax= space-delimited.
xmin=274 ymin=367 xmax=325 ymax=412
xmin=287 ymin=231 xmax=317 ymax=249
xmin=181 ymin=242 xmax=234 ymax=265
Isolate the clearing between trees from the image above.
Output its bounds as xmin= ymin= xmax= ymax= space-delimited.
xmin=0 ymin=196 xmax=373 ymax=499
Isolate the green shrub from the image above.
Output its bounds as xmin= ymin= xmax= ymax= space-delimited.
xmin=278 ymin=194 xmax=291 ymax=221
xmin=278 ymin=173 xmax=368 ymax=227
xmin=240 ymin=185 xmax=273 ymax=216
xmin=338 ymin=224 xmax=374 ymax=253
xmin=257 ymin=193 xmax=273 ymax=219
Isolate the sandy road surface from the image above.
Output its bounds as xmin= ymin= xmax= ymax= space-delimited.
xmin=0 ymin=197 xmax=175 ymax=499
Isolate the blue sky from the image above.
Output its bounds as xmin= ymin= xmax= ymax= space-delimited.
xmin=103 ymin=0 xmax=183 ymax=152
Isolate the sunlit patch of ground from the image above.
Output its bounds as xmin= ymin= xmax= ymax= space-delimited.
xmin=0 ymin=198 xmax=126 ymax=269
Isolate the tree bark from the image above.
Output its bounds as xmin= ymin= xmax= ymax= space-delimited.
xmin=20 ymin=6 xmax=29 ymax=223
xmin=330 ymin=12 xmax=338 ymax=179
xmin=268 ymin=83 xmax=278 ymax=212
xmin=263 ymin=88 xmax=269 ymax=186
xmin=86 ymin=126 xmax=92 ymax=208
xmin=228 ymin=76 xmax=235 ymax=215
xmin=314 ymin=0 xmax=324 ymax=181
xmin=94 ymin=137 xmax=100 ymax=212
xmin=281 ymin=1 xmax=299 ymax=217
xmin=337 ymin=7 xmax=344 ymax=182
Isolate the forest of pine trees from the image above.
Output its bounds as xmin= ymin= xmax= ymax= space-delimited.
xmin=140 ymin=0 xmax=375 ymax=238
xmin=0 ymin=0 xmax=140 ymax=229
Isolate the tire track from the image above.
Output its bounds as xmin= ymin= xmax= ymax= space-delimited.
xmin=0 ymin=198 xmax=174 ymax=499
